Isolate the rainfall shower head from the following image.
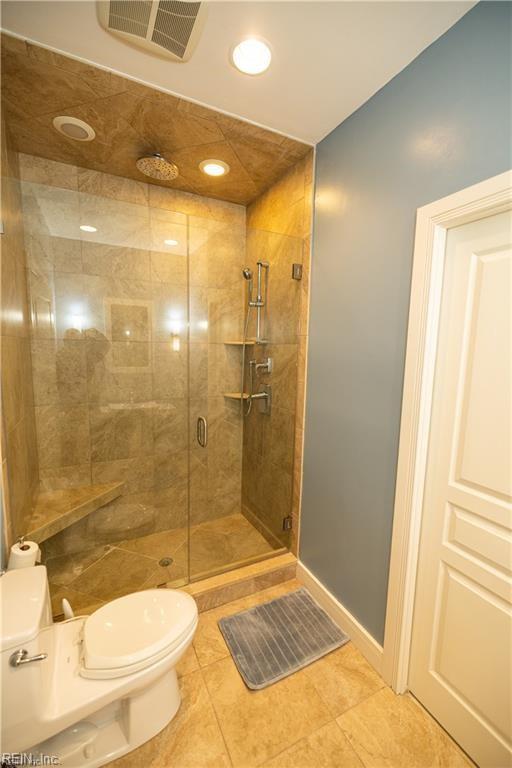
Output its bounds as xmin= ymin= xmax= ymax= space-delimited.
xmin=136 ymin=153 xmax=179 ymax=181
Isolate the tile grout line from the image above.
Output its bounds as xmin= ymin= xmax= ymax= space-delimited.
xmin=331 ymin=719 xmax=366 ymax=767
xmin=198 ymin=666 xmax=234 ymax=768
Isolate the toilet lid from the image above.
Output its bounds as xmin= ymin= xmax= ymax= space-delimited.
xmin=82 ymin=589 xmax=197 ymax=671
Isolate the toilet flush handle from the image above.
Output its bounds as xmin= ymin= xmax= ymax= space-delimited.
xmin=9 ymin=648 xmax=48 ymax=668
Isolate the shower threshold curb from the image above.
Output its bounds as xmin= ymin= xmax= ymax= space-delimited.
xmin=180 ymin=553 xmax=297 ymax=612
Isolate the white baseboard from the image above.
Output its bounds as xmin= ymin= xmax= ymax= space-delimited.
xmin=296 ymin=561 xmax=384 ymax=675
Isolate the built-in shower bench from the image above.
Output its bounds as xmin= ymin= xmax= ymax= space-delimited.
xmin=26 ymin=482 xmax=124 ymax=543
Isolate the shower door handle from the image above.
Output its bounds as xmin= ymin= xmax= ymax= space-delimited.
xmin=197 ymin=416 xmax=208 ymax=448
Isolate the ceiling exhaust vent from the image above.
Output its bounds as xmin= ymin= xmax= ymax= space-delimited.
xmin=97 ymin=0 xmax=207 ymax=62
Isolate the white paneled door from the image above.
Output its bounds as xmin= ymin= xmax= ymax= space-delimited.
xmin=408 ymin=210 xmax=512 ymax=768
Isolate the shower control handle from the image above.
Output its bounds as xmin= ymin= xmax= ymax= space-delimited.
xmin=254 ymin=357 xmax=273 ymax=374
xmin=197 ymin=416 xmax=208 ymax=448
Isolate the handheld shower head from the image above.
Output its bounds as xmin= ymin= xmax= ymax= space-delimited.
xmin=242 ymin=267 xmax=254 ymax=307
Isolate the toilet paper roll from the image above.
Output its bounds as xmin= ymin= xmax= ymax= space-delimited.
xmin=8 ymin=539 xmax=41 ymax=569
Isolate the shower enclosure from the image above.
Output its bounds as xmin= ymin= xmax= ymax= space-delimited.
xmin=9 ymin=150 xmax=309 ymax=616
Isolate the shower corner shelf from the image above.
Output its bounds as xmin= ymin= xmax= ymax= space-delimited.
xmin=26 ymin=481 xmax=125 ymax=544
xmin=223 ymin=392 xmax=250 ymax=400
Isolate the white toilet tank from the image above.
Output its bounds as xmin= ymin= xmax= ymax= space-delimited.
xmin=1 ymin=565 xmax=54 ymax=752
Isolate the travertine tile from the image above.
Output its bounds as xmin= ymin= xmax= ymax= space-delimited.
xmin=3 ymin=35 xmax=311 ymax=205
xmin=81 ymin=241 xmax=150 ymax=281
xmin=39 ymin=464 xmax=91 ymax=492
xmin=70 ymin=547 xmax=159 ymax=600
xmin=89 ymin=405 xmax=153 ymax=462
xmin=153 ymin=449 xmax=188 ymax=492
xmin=112 ymin=670 xmax=231 ymax=768
xmin=27 ymin=482 xmax=123 ymax=542
xmin=192 ymin=579 xmax=301 ymax=667
xmin=150 ymin=250 xmax=188 ymax=285
xmin=203 ymin=655 xmax=331 ymax=767
xmin=151 ymin=283 xmax=188 ymax=342
xmin=77 ymin=167 xmax=149 ymax=206
xmin=2 ymin=335 xmax=34 ymax=432
xmin=118 ymin=526 xmax=188 ymax=561
xmin=190 ymin=562 xmax=296 ymax=613
xmin=149 ymin=182 xmax=246 ymax=222
xmin=31 ymin=339 xmax=87 ymax=406
xmin=176 ymin=644 xmax=200 ymax=678
xmin=91 ymin=456 xmax=155 ymax=495
xmin=86 ymin=342 xmax=153 ymax=404
xmin=262 ymin=721 xmax=363 ymax=768
xmin=35 ymin=404 xmax=91 ymax=470
xmin=152 ymin=341 xmax=188 ymax=399
xmin=303 ymin=643 xmax=385 ymax=717
xmin=208 ymin=285 xmax=244 ymax=343
xmin=111 ymin=340 xmax=150 ymax=368
xmin=19 ymin=153 xmax=78 ymax=189
xmin=189 ymin=513 xmax=272 ymax=578
xmin=45 ymin=545 xmax=111 ymax=586
xmin=337 ymin=687 xmax=472 ymax=768
xmin=110 ymin=303 xmax=150 ymax=342
xmin=152 ymin=400 xmax=188 ymax=454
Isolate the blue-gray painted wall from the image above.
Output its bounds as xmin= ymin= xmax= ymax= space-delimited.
xmin=300 ymin=1 xmax=511 ymax=644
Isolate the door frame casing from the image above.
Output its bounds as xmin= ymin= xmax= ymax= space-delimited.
xmin=382 ymin=170 xmax=512 ymax=693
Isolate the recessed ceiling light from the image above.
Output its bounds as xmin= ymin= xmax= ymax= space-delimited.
xmin=199 ymin=159 xmax=230 ymax=177
xmin=231 ymin=37 xmax=272 ymax=76
xmin=164 ymin=239 xmax=179 ymax=246
xmin=53 ymin=116 xmax=96 ymax=142
xmin=80 ymin=225 xmax=97 ymax=233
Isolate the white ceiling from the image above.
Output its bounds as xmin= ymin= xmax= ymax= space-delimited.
xmin=1 ymin=1 xmax=474 ymax=144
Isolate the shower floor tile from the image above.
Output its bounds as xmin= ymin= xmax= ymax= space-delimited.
xmin=46 ymin=513 xmax=276 ymax=617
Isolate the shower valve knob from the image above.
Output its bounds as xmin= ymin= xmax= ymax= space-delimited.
xmin=255 ymin=357 xmax=273 ymax=374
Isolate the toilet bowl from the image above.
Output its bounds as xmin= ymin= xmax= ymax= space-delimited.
xmin=1 ymin=565 xmax=198 ymax=767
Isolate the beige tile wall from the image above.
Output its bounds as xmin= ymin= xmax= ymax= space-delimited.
xmin=2 ymin=146 xmax=312 ymax=571
xmin=1 ymin=118 xmax=39 ymax=552
xmin=18 ymin=154 xmax=245 ymax=563
xmin=241 ymin=152 xmax=314 ymax=554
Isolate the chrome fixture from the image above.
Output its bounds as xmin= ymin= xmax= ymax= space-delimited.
xmin=246 ymin=358 xmax=273 ymax=415
xmin=253 ymin=357 xmax=273 ymax=375
xmin=197 ymin=416 xmax=208 ymax=447
xmin=136 ymin=153 xmax=179 ymax=181
xmin=240 ymin=263 xmax=271 ymax=415
xmin=241 ymin=262 xmax=269 ymax=344
xmin=242 ymin=267 xmax=253 ymax=297
xmin=251 ymin=261 xmax=269 ymax=344
xmin=9 ymin=649 xmax=48 ymax=668
xmin=251 ymin=383 xmax=272 ymax=415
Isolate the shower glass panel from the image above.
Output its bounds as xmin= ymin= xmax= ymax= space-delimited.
xmin=187 ymin=215 xmax=279 ymax=580
xmin=240 ymin=229 xmax=303 ymax=552
xmin=21 ymin=168 xmax=191 ymax=610
xmin=18 ymin=156 xmax=297 ymax=611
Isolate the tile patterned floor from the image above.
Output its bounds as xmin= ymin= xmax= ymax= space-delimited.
xmin=112 ymin=579 xmax=473 ymax=768
xmin=47 ymin=513 xmax=277 ymax=617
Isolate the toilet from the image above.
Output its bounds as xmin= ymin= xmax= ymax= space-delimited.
xmin=1 ymin=565 xmax=198 ymax=767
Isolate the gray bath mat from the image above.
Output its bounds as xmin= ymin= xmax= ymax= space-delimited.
xmin=218 ymin=587 xmax=349 ymax=689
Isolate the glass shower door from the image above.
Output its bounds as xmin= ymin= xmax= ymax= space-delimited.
xmin=22 ymin=170 xmax=192 ymax=612
xmin=187 ymin=215 xmax=246 ymax=580
xmin=187 ymin=214 xmax=283 ymax=581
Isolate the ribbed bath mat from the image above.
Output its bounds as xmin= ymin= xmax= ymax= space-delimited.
xmin=218 ymin=587 xmax=349 ymax=689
